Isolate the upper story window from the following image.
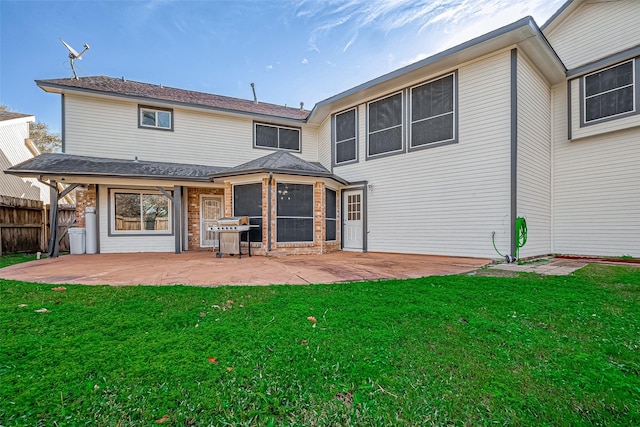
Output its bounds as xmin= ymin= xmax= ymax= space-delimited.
xmin=139 ymin=106 xmax=173 ymax=130
xmin=367 ymin=92 xmax=403 ymax=158
xmin=334 ymin=108 xmax=357 ymax=165
xmin=583 ymin=59 xmax=635 ymax=124
xmin=410 ymin=72 xmax=456 ymax=149
xmin=255 ymin=123 xmax=301 ymax=152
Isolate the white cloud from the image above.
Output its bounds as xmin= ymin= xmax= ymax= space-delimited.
xmin=266 ymin=65 xmax=274 ymax=71
xmin=294 ymin=0 xmax=564 ymax=55
xmin=302 ymin=58 xmax=309 ymax=64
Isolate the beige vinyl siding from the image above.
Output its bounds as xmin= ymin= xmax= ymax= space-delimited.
xmin=544 ymin=0 xmax=640 ymax=69
xmin=0 ymin=118 xmax=50 ymax=202
xmin=63 ymin=95 xmax=319 ymax=166
xmin=568 ymin=78 xmax=640 ymax=140
xmin=317 ymin=115 xmax=332 ymax=170
xmin=97 ymin=184 xmax=176 ymax=253
xmin=517 ymin=53 xmax=552 ymax=257
xmin=553 ymin=86 xmax=640 ymax=257
xmin=334 ymin=51 xmax=513 ymax=258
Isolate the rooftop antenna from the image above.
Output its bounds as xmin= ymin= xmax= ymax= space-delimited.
xmin=60 ymin=38 xmax=90 ymax=80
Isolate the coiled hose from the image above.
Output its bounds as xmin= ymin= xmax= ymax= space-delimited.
xmin=492 ymin=216 xmax=527 ymax=263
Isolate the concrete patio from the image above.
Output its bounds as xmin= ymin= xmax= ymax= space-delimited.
xmin=0 ymin=251 xmax=491 ymax=286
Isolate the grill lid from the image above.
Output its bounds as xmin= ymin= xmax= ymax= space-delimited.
xmin=217 ymin=216 xmax=249 ymax=226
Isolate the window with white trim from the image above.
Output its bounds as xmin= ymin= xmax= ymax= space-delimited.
xmin=367 ymin=92 xmax=403 ymax=157
xmin=584 ymin=60 xmax=635 ymax=124
xmin=410 ymin=73 xmax=455 ymax=148
xmin=334 ymin=108 xmax=357 ymax=164
xmin=110 ymin=189 xmax=171 ymax=234
xmin=277 ymin=183 xmax=313 ymax=242
xmin=139 ymin=106 xmax=173 ymax=130
xmin=255 ymin=123 xmax=301 ymax=151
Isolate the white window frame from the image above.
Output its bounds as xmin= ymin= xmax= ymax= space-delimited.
xmin=254 ymin=123 xmax=301 ymax=152
xmin=139 ymin=105 xmax=173 ymax=130
xmin=583 ymin=59 xmax=636 ymax=125
xmin=366 ymin=91 xmax=404 ymax=159
xmin=334 ymin=108 xmax=358 ymax=166
xmin=409 ymin=72 xmax=457 ymax=150
xmin=110 ymin=189 xmax=172 ymax=235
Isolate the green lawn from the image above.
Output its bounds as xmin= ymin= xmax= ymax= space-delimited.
xmin=1 ymin=259 xmax=639 ymax=426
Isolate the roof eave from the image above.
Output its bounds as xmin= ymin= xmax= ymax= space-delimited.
xmin=541 ymin=0 xmax=579 ymax=32
xmin=4 ymin=168 xmax=213 ymax=183
xmin=209 ymin=168 xmax=349 ymax=185
xmin=307 ymin=17 xmax=566 ymax=124
xmin=36 ymin=80 xmax=309 ymax=125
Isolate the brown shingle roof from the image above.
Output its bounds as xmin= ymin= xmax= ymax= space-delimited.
xmin=0 ymin=111 xmax=34 ymax=122
xmin=36 ymin=76 xmax=310 ymax=121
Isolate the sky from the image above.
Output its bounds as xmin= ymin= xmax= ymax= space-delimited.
xmin=0 ymin=0 xmax=565 ymax=134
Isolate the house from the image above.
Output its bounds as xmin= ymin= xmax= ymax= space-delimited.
xmin=0 ymin=111 xmax=52 ymax=203
xmin=6 ymin=0 xmax=640 ymax=259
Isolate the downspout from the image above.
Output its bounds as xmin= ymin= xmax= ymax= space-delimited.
xmin=510 ymin=48 xmax=518 ymax=258
xmin=267 ymin=172 xmax=273 ymax=252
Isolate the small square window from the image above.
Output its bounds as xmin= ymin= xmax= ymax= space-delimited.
xmin=139 ymin=106 xmax=173 ymax=130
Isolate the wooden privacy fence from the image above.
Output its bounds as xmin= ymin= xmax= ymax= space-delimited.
xmin=0 ymin=195 xmax=76 ymax=255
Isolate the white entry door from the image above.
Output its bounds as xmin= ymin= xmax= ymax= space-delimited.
xmin=343 ymin=189 xmax=363 ymax=251
xmin=200 ymin=195 xmax=223 ymax=248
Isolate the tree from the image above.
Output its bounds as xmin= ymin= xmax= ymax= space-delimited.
xmin=29 ymin=121 xmax=62 ymax=153
xmin=0 ymin=105 xmax=61 ymax=153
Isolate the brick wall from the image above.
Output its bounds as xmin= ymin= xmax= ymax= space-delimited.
xmin=74 ymin=184 xmax=96 ymax=228
xmin=187 ymin=187 xmax=224 ymax=251
xmin=260 ymin=179 xmax=342 ymax=256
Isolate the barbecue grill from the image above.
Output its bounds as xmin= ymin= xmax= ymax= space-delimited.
xmin=207 ymin=216 xmax=253 ymax=258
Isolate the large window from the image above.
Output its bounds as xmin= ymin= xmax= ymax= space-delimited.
xmin=334 ymin=108 xmax=357 ymax=165
xmin=255 ymin=123 xmax=301 ymax=151
xmin=139 ymin=106 xmax=173 ymax=130
xmin=584 ymin=60 xmax=635 ymax=124
xmin=410 ymin=73 xmax=455 ymax=148
xmin=325 ymin=188 xmax=337 ymax=241
xmin=277 ymin=183 xmax=313 ymax=242
xmin=233 ymin=183 xmax=263 ymax=243
xmin=367 ymin=92 xmax=403 ymax=157
xmin=111 ymin=189 xmax=171 ymax=234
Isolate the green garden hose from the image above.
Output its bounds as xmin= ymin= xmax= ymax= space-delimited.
xmin=492 ymin=216 xmax=527 ymax=263
xmin=515 ymin=216 xmax=527 ymax=260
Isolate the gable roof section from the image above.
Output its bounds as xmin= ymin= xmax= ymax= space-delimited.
xmin=209 ymin=151 xmax=349 ymax=184
xmin=541 ymin=0 xmax=582 ymax=32
xmin=36 ymin=76 xmax=310 ymax=122
xmin=0 ymin=111 xmax=35 ymax=124
xmin=308 ymin=17 xmax=566 ymax=124
xmin=5 ymin=152 xmax=228 ymax=182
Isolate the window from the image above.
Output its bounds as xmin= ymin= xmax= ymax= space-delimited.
xmin=277 ymin=183 xmax=313 ymax=242
xmin=410 ymin=73 xmax=456 ymax=148
xmin=325 ymin=188 xmax=337 ymax=241
xmin=139 ymin=106 xmax=173 ymax=130
xmin=334 ymin=108 xmax=357 ymax=165
xmin=233 ymin=183 xmax=263 ymax=243
xmin=584 ymin=60 xmax=635 ymax=124
xmin=111 ymin=189 xmax=171 ymax=234
xmin=367 ymin=92 xmax=403 ymax=157
xmin=255 ymin=123 xmax=301 ymax=151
